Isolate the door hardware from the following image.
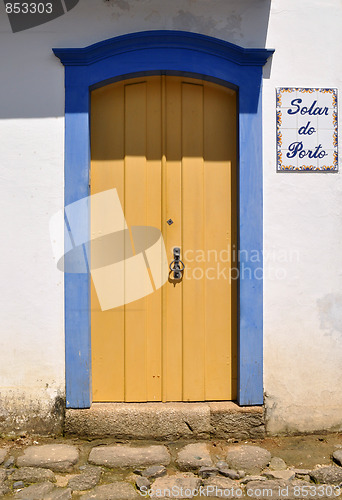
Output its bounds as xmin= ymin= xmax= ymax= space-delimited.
xmin=169 ymin=247 xmax=185 ymax=280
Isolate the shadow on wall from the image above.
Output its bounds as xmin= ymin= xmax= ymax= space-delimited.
xmin=0 ymin=0 xmax=272 ymax=119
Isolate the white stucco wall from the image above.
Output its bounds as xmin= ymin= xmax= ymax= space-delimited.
xmin=0 ymin=0 xmax=341 ymax=434
xmin=263 ymin=0 xmax=342 ymax=434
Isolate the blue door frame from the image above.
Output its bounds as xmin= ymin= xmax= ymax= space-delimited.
xmin=53 ymin=30 xmax=273 ymax=408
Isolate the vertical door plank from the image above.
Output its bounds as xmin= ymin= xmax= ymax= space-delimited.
xmin=181 ymin=82 xmax=206 ymax=401
xmin=124 ymin=81 xmax=149 ymax=401
xmin=145 ymin=77 xmax=162 ymax=401
xmin=163 ymin=77 xmax=183 ymax=401
xmin=203 ymin=84 xmax=236 ymax=399
xmin=90 ymin=83 xmax=126 ymax=401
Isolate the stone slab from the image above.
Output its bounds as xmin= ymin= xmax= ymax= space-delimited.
xmin=269 ymin=457 xmax=287 ymax=470
xmin=244 ymin=480 xmax=285 ymax=499
xmin=3 ymin=456 xmax=15 ymax=468
xmin=15 ymin=481 xmax=55 ymax=499
xmin=263 ymin=469 xmax=295 ymax=481
xmin=333 ymin=449 xmax=342 ymax=466
xmin=142 ymin=465 xmax=167 ymax=479
xmin=14 ymin=481 xmax=25 ymax=489
xmin=135 ymin=475 xmax=151 ymax=491
xmin=218 ymin=467 xmax=240 ymax=479
xmin=203 ymin=477 xmax=243 ymax=498
xmin=66 ymin=402 xmax=211 ymax=440
xmin=198 ymin=466 xmax=219 ymax=478
xmin=210 ymin=402 xmax=265 ymax=439
xmin=65 ymin=402 xmax=264 ymax=440
xmin=67 ymin=467 xmax=102 ymax=491
xmin=176 ymin=443 xmax=213 ymax=471
xmin=151 ymin=475 xmax=201 ymax=499
xmin=88 ymin=445 xmax=170 ymax=468
xmin=82 ymin=482 xmax=139 ymax=499
xmin=15 ymin=484 xmax=71 ymax=500
xmin=45 ymin=489 xmax=72 ymax=500
xmin=310 ymin=466 xmax=342 ymax=484
xmin=0 ymin=449 xmax=7 ymax=465
xmin=11 ymin=467 xmax=56 ymax=483
xmin=17 ymin=445 xmax=79 ymax=472
xmin=226 ymin=445 xmax=271 ymax=474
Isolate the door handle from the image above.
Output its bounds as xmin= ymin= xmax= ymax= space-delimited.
xmin=169 ymin=247 xmax=185 ymax=280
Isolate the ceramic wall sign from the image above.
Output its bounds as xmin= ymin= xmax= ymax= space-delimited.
xmin=276 ymin=88 xmax=338 ymax=171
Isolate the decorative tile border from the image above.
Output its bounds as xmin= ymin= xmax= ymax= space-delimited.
xmin=276 ymin=88 xmax=338 ymax=172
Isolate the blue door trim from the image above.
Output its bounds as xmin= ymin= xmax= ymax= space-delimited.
xmin=53 ymin=30 xmax=274 ymax=408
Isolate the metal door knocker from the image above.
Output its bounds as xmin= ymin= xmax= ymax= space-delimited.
xmin=169 ymin=247 xmax=185 ymax=281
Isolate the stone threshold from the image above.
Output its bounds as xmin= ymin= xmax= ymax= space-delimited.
xmin=65 ymin=401 xmax=265 ymax=440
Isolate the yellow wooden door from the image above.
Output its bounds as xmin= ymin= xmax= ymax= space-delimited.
xmin=90 ymin=75 xmax=237 ymax=402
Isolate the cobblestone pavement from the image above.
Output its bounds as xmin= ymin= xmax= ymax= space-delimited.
xmin=0 ymin=433 xmax=342 ymax=499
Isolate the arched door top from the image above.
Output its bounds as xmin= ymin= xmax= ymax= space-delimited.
xmin=53 ymin=30 xmax=273 ymax=67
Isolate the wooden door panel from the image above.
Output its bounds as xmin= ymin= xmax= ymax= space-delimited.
xmin=91 ymin=76 xmax=237 ymax=402
xmin=163 ymin=76 xmax=183 ymax=401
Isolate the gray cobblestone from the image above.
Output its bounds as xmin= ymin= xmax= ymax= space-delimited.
xmin=151 ymin=475 xmax=201 ymax=499
xmin=176 ymin=443 xmax=213 ymax=471
xmin=17 ymin=445 xmax=79 ymax=472
xmin=89 ymin=445 xmax=170 ymax=468
xmin=11 ymin=466 xmax=56 ymax=483
xmin=0 ymin=451 xmax=7 ymax=466
xmin=14 ymin=481 xmax=55 ymax=499
xmin=67 ymin=466 xmax=102 ymax=491
xmin=226 ymin=445 xmax=271 ymax=474
xmin=0 ymin=434 xmax=340 ymax=500
xmin=82 ymin=482 xmax=139 ymax=499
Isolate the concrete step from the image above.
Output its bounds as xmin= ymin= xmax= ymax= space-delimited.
xmin=65 ymin=402 xmax=264 ymax=440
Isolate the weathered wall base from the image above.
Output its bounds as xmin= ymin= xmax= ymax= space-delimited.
xmin=265 ymin=396 xmax=342 ymax=436
xmin=4 ymin=395 xmax=342 ymax=438
xmin=0 ymin=391 xmax=65 ymax=437
xmin=65 ymin=402 xmax=265 ymax=441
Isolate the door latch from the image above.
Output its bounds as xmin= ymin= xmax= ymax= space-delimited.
xmin=169 ymin=247 xmax=185 ymax=280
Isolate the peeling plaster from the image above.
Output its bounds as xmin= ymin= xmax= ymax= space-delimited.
xmin=171 ymin=10 xmax=243 ymax=40
xmin=90 ymin=0 xmax=270 ymax=46
xmin=0 ymin=389 xmax=64 ymax=436
xmin=144 ymin=10 xmax=161 ymax=23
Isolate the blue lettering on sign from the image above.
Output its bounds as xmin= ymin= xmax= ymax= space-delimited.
xmin=286 ymin=141 xmax=328 ymax=159
xmin=287 ymin=99 xmax=329 ymax=116
xmin=298 ymin=121 xmax=316 ymax=135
